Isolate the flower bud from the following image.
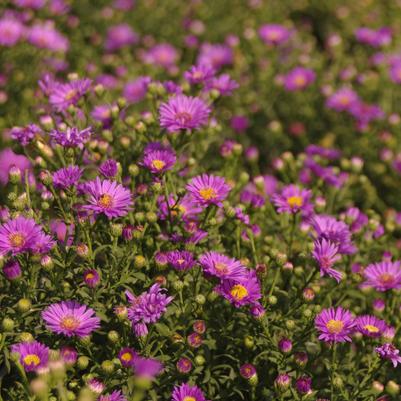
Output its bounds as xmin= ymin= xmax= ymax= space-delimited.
xmin=386 ymin=380 xmax=400 ymax=395
xmin=195 ymin=294 xmax=206 ymax=305
xmin=134 ymin=255 xmax=146 ymax=269
xmin=372 ymin=381 xmax=384 ymax=394
xmin=19 ymin=332 xmax=34 ymax=342
xmin=107 ymin=331 xmax=120 ymax=343
xmin=17 ymin=298 xmax=32 ymax=313
xmin=278 ymin=338 xmax=292 ymax=354
xmin=77 ymin=356 xmax=89 ymax=370
xmin=275 ymin=373 xmax=291 ymax=391
xmin=2 ymin=317 xmax=15 ymax=331
xmin=194 ymin=355 xmax=206 ymax=366
xmin=110 ymin=223 xmax=123 ymax=237
xmin=101 ymin=360 xmax=114 ymax=374
xmin=9 ymin=166 xmax=21 ymax=184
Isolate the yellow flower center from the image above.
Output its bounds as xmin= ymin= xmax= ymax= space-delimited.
xmin=214 ymin=262 xmax=228 ymax=274
xmin=364 ymin=324 xmax=379 ymax=333
xmin=98 ymin=193 xmax=113 ymax=209
xmin=183 ymin=397 xmax=196 ymax=401
xmin=65 ymin=89 xmax=77 ymax=101
xmin=60 ymin=315 xmax=80 ymax=331
xmin=199 ymin=187 xmax=217 ymax=201
xmin=230 ymin=284 xmax=248 ymax=301
xmin=294 ymin=75 xmax=306 ymax=86
xmin=287 ymin=195 xmax=303 ymax=208
xmin=23 ymin=354 xmax=41 ymax=367
xmin=267 ymin=31 xmax=280 ymax=40
xmin=85 ymin=273 xmax=95 ymax=280
xmin=121 ymin=352 xmax=132 ymax=362
xmin=379 ymin=273 xmax=394 ymax=284
xmin=9 ymin=232 xmax=25 ymax=248
xmin=339 ymin=95 xmax=350 ymax=105
xmin=151 ymin=159 xmax=166 ymax=171
xmin=326 ymin=319 xmax=344 ymax=334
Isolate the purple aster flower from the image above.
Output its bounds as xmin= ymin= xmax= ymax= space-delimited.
xmin=326 ymin=88 xmax=359 ymax=112
xmin=60 ymin=346 xmax=78 ymax=365
xmin=311 ymin=214 xmax=356 ymax=254
xmin=99 ymin=390 xmax=127 ymax=401
xmin=240 ymin=363 xmax=257 ymax=379
xmin=142 ymin=43 xmax=178 ymax=68
xmin=361 ymin=261 xmax=401 ymax=292
xmin=305 ymin=145 xmax=341 ymax=160
xmin=389 ymin=62 xmax=401 ymax=84
xmin=87 ymin=378 xmax=105 ymax=394
xmin=186 ymin=174 xmax=230 ymax=208
xmin=284 ymin=67 xmax=315 ymax=91
xmin=197 ymin=43 xmax=233 ymax=70
xmin=105 ymin=24 xmax=139 ymax=52
xmin=315 ymin=307 xmax=355 ymax=343
xmin=27 ymin=23 xmax=69 ymax=52
xmin=344 ymin=207 xmax=369 ymax=233
xmin=123 ymin=76 xmax=151 ymax=103
xmin=41 ymin=300 xmax=101 ymax=337
xmin=91 ymin=104 xmax=113 ymax=127
xmin=31 ymin=231 xmax=55 ymax=255
xmin=205 ymin=74 xmax=239 ymax=96
xmin=159 ymin=95 xmax=211 ymax=132
xmin=11 ymin=341 xmax=49 ymax=372
xmin=52 ymin=165 xmax=83 ymax=189
xmin=231 ymin=115 xmax=249 ymax=133
xmin=99 ymin=159 xmax=119 ymax=178
xmin=114 ymin=0 xmax=134 ymax=10
xmin=11 ymin=124 xmax=41 ymax=146
xmin=49 ymin=78 xmax=91 ymax=111
xmin=296 ymin=375 xmax=312 ymax=395
xmin=376 ymin=343 xmax=401 ymax=367
xmin=355 ymin=27 xmax=392 ymax=48
xmin=127 ymin=284 xmax=173 ymax=331
xmin=132 ymin=356 xmax=163 ymax=379
xmin=0 ymin=216 xmax=45 ymax=256
xmin=0 ymin=148 xmax=32 ymax=185
xmin=141 ymin=148 xmax=176 ymax=174
xmin=275 ymin=373 xmax=291 ymax=390
xmin=215 ymin=270 xmax=261 ymax=308
xmin=50 ymin=126 xmax=92 ymax=148
xmin=349 ymin=101 xmax=384 ymax=130
xmin=82 ymin=178 xmax=133 ymax=219
xmin=312 ymin=239 xmax=342 ymax=282
xmin=158 ymin=194 xmax=202 ymax=221
xmin=184 ymin=65 xmax=215 ymax=85
xmin=13 ymin=0 xmax=46 ymax=8
xmin=167 ymin=250 xmax=196 ymax=271
xmin=3 ymin=260 xmax=22 ymax=280
xmin=258 ymin=24 xmax=291 ymax=46
xmin=83 ymin=269 xmax=100 ymax=288
xmin=356 ymin=315 xmax=387 ymax=338
xmin=278 ymin=338 xmax=293 ymax=353
xmin=118 ymin=347 xmax=137 ymax=368
xmin=171 ymin=383 xmax=206 ymax=401
xmin=0 ymin=17 xmax=24 ymax=47
xmin=272 ymin=184 xmax=313 ymax=215
xmin=177 ymin=357 xmax=192 ymax=373
xmin=199 ymin=251 xmax=247 ymax=281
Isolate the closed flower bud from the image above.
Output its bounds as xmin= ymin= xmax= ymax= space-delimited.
xmin=19 ymin=332 xmax=34 ymax=342
xmin=40 ymin=255 xmax=53 ymax=270
xmin=244 ymin=335 xmax=254 ymax=349
xmin=101 ymin=360 xmax=114 ymax=374
xmin=79 ymin=336 xmax=91 ymax=346
xmin=303 ymin=288 xmax=315 ymax=302
xmin=294 ymin=351 xmax=308 ymax=367
xmin=278 ymin=338 xmax=292 ymax=353
xmin=77 ymin=356 xmax=89 ymax=370
xmin=128 ymin=164 xmax=140 ymax=176
xmin=286 ymin=320 xmax=296 ymax=330
xmin=268 ymin=295 xmax=277 ymax=305
xmin=107 ymin=331 xmax=119 ymax=343
xmin=134 ymin=255 xmax=146 ymax=269
xmin=173 ymin=280 xmax=184 ymax=291
xmin=146 ymin=212 xmax=158 ymax=223
xmin=303 ymin=308 xmax=313 ymax=318
xmin=195 ymin=294 xmax=206 ymax=305
xmin=275 ymin=373 xmax=291 ymax=391
xmin=386 ymin=380 xmax=400 ymax=395
xmin=17 ymin=298 xmax=32 ymax=312
xmin=2 ymin=317 xmax=15 ymax=331
xmin=372 ymin=381 xmax=384 ymax=394
xmin=194 ymin=355 xmax=206 ymax=366
xmin=9 ymin=166 xmax=21 ymax=184
xmin=76 ymin=244 xmax=89 ymax=258
xmin=110 ymin=223 xmax=123 ymax=237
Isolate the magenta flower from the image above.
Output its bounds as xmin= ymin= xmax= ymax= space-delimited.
xmin=99 ymin=159 xmax=118 ymax=178
xmin=240 ymin=363 xmax=257 ymax=379
xmin=184 ymin=65 xmax=215 ymax=85
xmin=284 ymin=67 xmax=316 ymax=91
xmin=11 ymin=341 xmax=49 ymax=372
xmin=132 ymin=356 xmax=164 ymax=379
xmin=355 ymin=315 xmax=387 ymax=338
xmin=158 ymin=194 xmax=202 ymax=221
xmin=315 ymin=307 xmax=355 ymax=343
xmin=205 ymin=74 xmax=239 ymax=96
xmin=272 ymin=184 xmax=313 ymax=215
xmin=99 ymin=390 xmax=127 ymax=401
xmin=215 ymin=270 xmax=261 ymax=308
xmin=123 ymin=76 xmax=151 ymax=103
xmin=376 ymin=343 xmax=401 ymax=367
xmin=60 ymin=346 xmax=78 ymax=365
xmin=0 ymin=148 xmax=32 ymax=185
xmin=141 ymin=148 xmax=176 ymax=174
xmin=105 ymin=23 xmax=139 ymax=52
xmin=258 ymin=24 xmax=291 ymax=46
xmin=142 ymin=43 xmax=178 ymax=68
xmin=118 ymin=347 xmax=137 ymax=368
xmin=27 ymin=23 xmax=69 ymax=52
xmin=0 ymin=216 xmax=47 ymax=256
xmin=0 ymin=18 xmax=24 ymax=47
xmin=159 ymin=95 xmax=210 ymax=132
xmin=49 ymin=78 xmax=91 ymax=111
xmin=87 ymin=378 xmax=105 ymax=394
xmin=171 ymin=383 xmax=206 ymax=401
xmin=167 ymin=250 xmax=196 ymax=271
xmin=83 ymin=269 xmax=100 ymax=288
xmin=42 ymin=300 xmax=101 ymax=337
xmin=13 ymin=0 xmax=46 ymax=8
xmin=389 ymin=62 xmax=401 ymax=84
xmin=11 ymin=124 xmax=41 ymax=146
xmin=296 ymin=375 xmax=312 ymax=395
xmin=177 ymin=357 xmax=192 ymax=373
xmin=82 ymin=178 xmax=133 ymax=219
xmin=312 ymin=239 xmax=342 ymax=282
xmin=355 ymin=27 xmax=391 ymax=48
xmin=50 ymin=126 xmax=92 ymax=148
xmin=326 ymin=88 xmax=359 ymax=112
xmin=2 ymin=260 xmax=22 ymax=280
xmin=199 ymin=251 xmax=247 ymax=281
xmin=186 ymin=174 xmax=230 ymax=208
xmin=197 ymin=43 xmax=233 ymax=70
xmin=52 ymin=165 xmax=83 ymax=189
xmin=361 ymin=261 xmax=401 ymax=292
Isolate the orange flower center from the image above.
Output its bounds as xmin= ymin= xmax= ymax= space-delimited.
xmin=9 ymin=232 xmax=25 ymax=248
xmin=339 ymin=95 xmax=350 ymax=105
xmin=287 ymin=195 xmax=303 ymax=208
xmin=214 ymin=262 xmax=228 ymax=274
xmin=184 ymin=397 xmax=196 ymax=401
xmin=151 ymin=159 xmax=166 ymax=171
xmin=326 ymin=319 xmax=344 ymax=334
xmin=379 ymin=273 xmax=394 ymax=285
xmin=121 ymin=352 xmax=132 ymax=362
xmin=98 ymin=194 xmax=113 ymax=209
xmin=230 ymin=284 xmax=248 ymax=301
xmin=61 ymin=315 xmax=80 ymax=331
xmin=65 ymin=89 xmax=77 ymax=101
xmin=85 ymin=273 xmax=95 ymax=280
xmin=364 ymin=324 xmax=379 ymax=333
xmin=23 ymin=354 xmax=41 ymax=366
xmin=294 ymin=75 xmax=306 ymax=86
xmin=199 ymin=187 xmax=217 ymax=201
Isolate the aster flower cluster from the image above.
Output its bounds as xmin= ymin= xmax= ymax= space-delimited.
xmin=2 ymin=1 xmax=401 ymax=401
